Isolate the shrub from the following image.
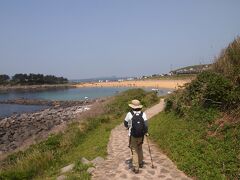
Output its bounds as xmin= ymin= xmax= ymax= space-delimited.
xmin=212 ymin=37 xmax=240 ymax=85
xmin=166 ymin=70 xmax=238 ymax=115
xmin=142 ymin=91 xmax=159 ymax=107
xmin=165 ymin=88 xmax=190 ymax=116
xmin=106 ymin=88 xmax=158 ymax=116
xmin=186 ymin=71 xmax=233 ymax=107
xmin=167 ymin=37 xmax=240 ymax=116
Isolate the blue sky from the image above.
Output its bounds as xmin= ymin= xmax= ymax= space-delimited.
xmin=0 ymin=0 xmax=240 ymax=79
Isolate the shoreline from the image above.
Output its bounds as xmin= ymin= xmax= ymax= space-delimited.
xmin=0 ymin=98 xmax=97 ymax=120
xmin=0 ymin=98 xmax=107 ymax=158
xmin=0 ymin=84 xmax=75 ymax=92
xmin=75 ymin=79 xmax=191 ymax=89
xmin=0 ymin=79 xmax=190 ymax=156
xmin=0 ymin=98 xmax=95 ymax=107
xmin=0 ymin=79 xmax=192 ymax=92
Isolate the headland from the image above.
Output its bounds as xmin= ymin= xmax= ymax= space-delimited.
xmin=0 ymin=84 xmax=75 ymax=92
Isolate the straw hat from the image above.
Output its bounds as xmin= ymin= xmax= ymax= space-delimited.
xmin=128 ymin=99 xmax=143 ymax=109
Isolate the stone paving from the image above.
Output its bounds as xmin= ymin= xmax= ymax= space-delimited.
xmin=92 ymin=100 xmax=192 ymax=180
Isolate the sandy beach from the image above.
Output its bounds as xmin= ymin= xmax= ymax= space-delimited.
xmin=75 ymin=79 xmax=192 ymax=89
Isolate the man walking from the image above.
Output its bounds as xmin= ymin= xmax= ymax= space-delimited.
xmin=124 ymin=99 xmax=148 ymax=174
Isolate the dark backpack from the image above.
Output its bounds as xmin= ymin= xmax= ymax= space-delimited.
xmin=130 ymin=111 xmax=147 ymax=137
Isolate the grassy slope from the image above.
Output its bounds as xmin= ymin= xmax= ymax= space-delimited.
xmin=171 ymin=64 xmax=211 ymax=73
xmin=36 ymin=118 xmax=121 ymax=180
xmin=0 ymin=89 xmax=158 ymax=180
xmin=149 ymin=38 xmax=240 ymax=180
xmin=149 ymin=108 xmax=239 ymax=180
xmin=149 ymin=80 xmax=239 ymax=178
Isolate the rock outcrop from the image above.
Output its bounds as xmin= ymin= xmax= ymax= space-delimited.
xmin=0 ymin=105 xmax=91 ymax=152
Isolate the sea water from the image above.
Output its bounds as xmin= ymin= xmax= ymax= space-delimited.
xmin=0 ymin=87 xmax=171 ymax=118
xmin=0 ymin=104 xmax=49 ymax=119
xmin=0 ymin=87 xmax=130 ymax=101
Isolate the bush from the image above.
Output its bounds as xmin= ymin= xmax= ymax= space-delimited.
xmin=142 ymin=91 xmax=159 ymax=107
xmin=166 ymin=71 xmax=238 ymax=115
xmin=166 ymin=37 xmax=240 ymax=116
xmin=186 ymin=71 xmax=233 ymax=107
xmin=212 ymin=37 xmax=240 ymax=85
xmin=106 ymin=88 xmax=159 ymax=116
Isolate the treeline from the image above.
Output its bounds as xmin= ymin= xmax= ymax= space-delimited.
xmin=0 ymin=73 xmax=68 ymax=85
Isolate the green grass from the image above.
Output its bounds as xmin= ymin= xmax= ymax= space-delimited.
xmin=149 ymin=109 xmax=240 ymax=180
xmin=35 ymin=116 xmax=121 ymax=180
xmin=150 ymin=38 xmax=240 ymax=180
xmin=0 ymin=88 xmax=158 ymax=180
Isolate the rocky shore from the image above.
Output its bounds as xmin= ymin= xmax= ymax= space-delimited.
xmin=0 ymin=98 xmax=94 ymax=108
xmin=0 ymin=84 xmax=76 ymax=92
xmin=0 ymin=99 xmax=103 ymax=154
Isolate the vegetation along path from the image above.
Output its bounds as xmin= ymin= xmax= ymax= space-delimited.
xmin=92 ymin=99 xmax=192 ymax=180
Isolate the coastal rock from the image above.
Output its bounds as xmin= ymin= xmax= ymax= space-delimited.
xmin=5 ymin=122 xmax=11 ymax=128
xmin=81 ymin=157 xmax=91 ymax=165
xmin=91 ymin=157 xmax=105 ymax=166
xmin=57 ymin=175 xmax=67 ymax=180
xmin=60 ymin=163 xmax=75 ymax=173
xmin=0 ymin=98 xmax=94 ymax=107
xmin=0 ymin=104 xmax=91 ymax=153
xmin=1 ymin=134 xmax=9 ymax=142
xmin=0 ymin=130 xmax=6 ymax=136
xmin=87 ymin=167 xmax=95 ymax=174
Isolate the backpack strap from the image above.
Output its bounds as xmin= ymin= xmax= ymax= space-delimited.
xmin=130 ymin=110 xmax=134 ymax=116
xmin=130 ymin=111 xmax=143 ymax=118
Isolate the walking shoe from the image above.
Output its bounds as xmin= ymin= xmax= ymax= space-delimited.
xmin=139 ymin=160 xmax=144 ymax=168
xmin=131 ymin=167 xmax=139 ymax=174
xmin=125 ymin=158 xmax=132 ymax=165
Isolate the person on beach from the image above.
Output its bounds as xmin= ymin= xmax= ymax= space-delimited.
xmin=124 ymin=99 xmax=148 ymax=174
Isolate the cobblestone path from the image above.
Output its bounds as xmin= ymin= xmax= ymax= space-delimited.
xmin=92 ymin=99 xmax=192 ymax=180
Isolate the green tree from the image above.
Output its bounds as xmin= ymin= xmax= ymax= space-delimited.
xmin=11 ymin=73 xmax=68 ymax=85
xmin=0 ymin=74 xmax=10 ymax=84
xmin=11 ymin=73 xmax=28 ymax=85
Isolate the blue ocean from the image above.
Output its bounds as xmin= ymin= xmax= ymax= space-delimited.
xmin=0 ymin=87 xmax=171 ymax=118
